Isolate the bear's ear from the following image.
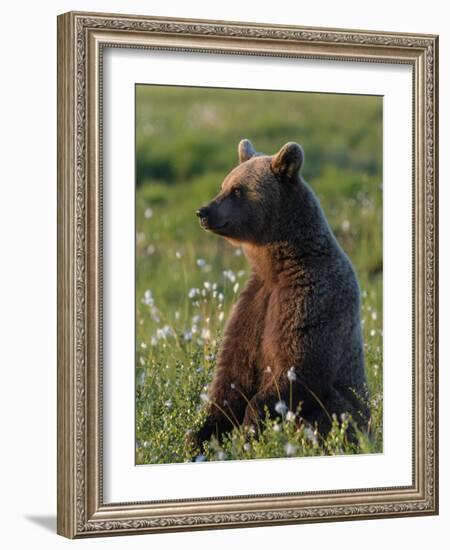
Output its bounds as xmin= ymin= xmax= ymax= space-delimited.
xmin=238 ymin=139 xmax=257 ymax=163
xmin=271 ymin=142 xmax=304 ymax=181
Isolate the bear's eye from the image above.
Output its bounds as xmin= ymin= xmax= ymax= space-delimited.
xmin=233 ymin=187 xmax=242 ymax=198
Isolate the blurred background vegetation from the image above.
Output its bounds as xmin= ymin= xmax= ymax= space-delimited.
xmin=135 ymin=85 xmax=383 ymax=465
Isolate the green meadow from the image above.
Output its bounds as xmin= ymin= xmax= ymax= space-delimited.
xmin=135 ymin=85 xmax=383 ymax=465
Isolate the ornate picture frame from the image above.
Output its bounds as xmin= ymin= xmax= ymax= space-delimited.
xmin=57 ymin=11 xmax=438 ymax=538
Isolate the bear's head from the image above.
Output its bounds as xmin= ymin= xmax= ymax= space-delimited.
xmin=196 ymin=139 xmax=304 ymax=245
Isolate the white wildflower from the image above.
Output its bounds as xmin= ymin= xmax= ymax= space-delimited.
xmin=287 ymin=367 xmax=297 ymax=382
xmin=195 ymin=454 xmax=207 ymax=463
xmin=341 ymin=219 xmax=350 ymax=232
xmin=175 ymin=250 xmax=182 ymax=259
xmin=218 ymin=311 xmax=225 ymax=322
xmin=286 ymin=411 xmax=296 ymax=422
xmin=217 ymin=450 xmax=227 ymax=461
xmin=243 ymin=442 xmax=251 ymax=452
xmin=156 ymin=325 xmax=172 ymax=340
xmin=144 ymin=207 xmax=153 ymax=219
xmin=201 ymin=328 xmax=211 ymax=340
xmin=304 ymin=426 xmax=318 ymax=444
xmin=196 ymin=258 xmax=206 ymax=267
xmin=275 ymin=401 xmax=288 ymax=415
xmin=188 ymin=287 xmax=199 ymax=299
xmin=142 ymin=289 xmax=154 ymax=307
xmin=284 ymin=442 xmax=297 ymax=456
xmin=223 ymin=270 xmax=236 ymax=283
xmin=233 ymin=283 xmax=239 ymax=294
xmin=200 ymin=392 xmax=210 ymax=403
xmin=150 ymin=308 xmax=160 ymax=323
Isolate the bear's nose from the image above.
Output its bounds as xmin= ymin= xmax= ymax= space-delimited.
xmin=196 ymin=207 xmax=210 ymax=225
xmin=196 ymin=207 xmax=208 ymax=218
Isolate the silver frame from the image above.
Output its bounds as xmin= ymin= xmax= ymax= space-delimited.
xmin=57 ymin=11 xmax=439 ymax=538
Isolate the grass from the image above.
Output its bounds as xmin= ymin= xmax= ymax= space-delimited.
xmin=135 ymin=85 xmax=383 ymax=465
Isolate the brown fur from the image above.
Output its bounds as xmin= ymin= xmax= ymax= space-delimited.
xmin=192 ymin=139 xmax=370 ymax=449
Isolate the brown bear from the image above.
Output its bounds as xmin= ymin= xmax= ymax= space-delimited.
xmin=192 ymin=139 xmax=370 ymax=449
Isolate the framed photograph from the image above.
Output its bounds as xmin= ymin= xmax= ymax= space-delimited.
xmin=57 ymin=11 xmax=439 ymax=538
